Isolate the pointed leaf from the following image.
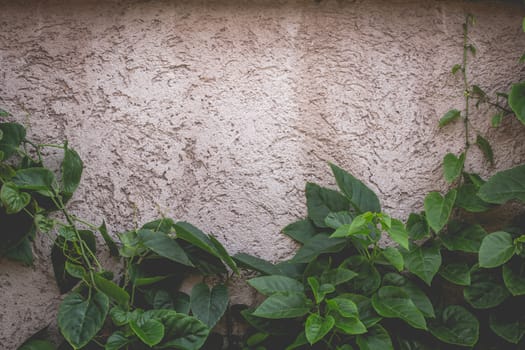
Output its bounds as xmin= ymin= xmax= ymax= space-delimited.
xmin=356 ymin=324 xmax=393 ymax=350
xmin=503 ymin=259 xmax=525 ymax=296
xmin=385 ymin=219 xmax=409 ymax=250
xmin=475 ymin=135 xmax=494 ymax=165
xmin=464 ymin=269 xmax=509 ymax=309
xmin=252 ymin=292 xmax=312 ymax=319
xmin=403 ymin=243 xmax=441 ymax=286
xmin=61 ymin=146 xmax=83 ymax=196
xmin=305 ymin=182 xmax=349 ymax=228
xmin=382 ymin=247 xmax=404 ymax=272
xmin=441 ymin=223 xmax=487 ymax=253
xmin=233 ymin=253 xmax=282 ymax=276
xmin=305 ymin=314 xmax=335 ymax=345
xmin=439 ymin=109 xmax=461 ymax=128
xmin=93 ymin=274 xmax=130 ymax=307
xmin=130 ymin=319 xmax=164 ymax=347
xmin=489 ymin=305 xmax=525 ymax=344
xmin=406 ymin=213 xmax=430 ymax=240
xmin=382 ymin=273 xmax=435 ymax=318
xmin=428 ymin=305 xmax=479 ymax=347
xmin=99 ymin=221 xmax=119 ymax=257
xmin=424 ymin=190 xmax=457 ymax=233
xmin=479 ymin=231 xmax=515 ymax=268
xmin=371 ymin=286 xmax=427 ymax=330
xmin=439 ymin=263 xmax=471 ymax=286
xmin=509 ymin=82 xmax=525 ymax=125
xmin=190 ymin=283 xmax=228 ymax=328
xmin=443 ymin=153 xmax=465 ymax=183
xmin=248 ymin=275 xmax=304 ymax=296
xmin=137 ymin=229 xmax=193 ymax=267
xmin=478 ymin=165 xmax=525 ymax=204
xmin=0 ymin=182 xmax=30 ymax=214
xmin=282 ymin=219 xmax=317 ymax=244
xmin=290 ymin=234 xmax=346 ymax=263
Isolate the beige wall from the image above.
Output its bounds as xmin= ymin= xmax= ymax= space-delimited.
xmin=1 ymin=0 xmax=525 ymax=347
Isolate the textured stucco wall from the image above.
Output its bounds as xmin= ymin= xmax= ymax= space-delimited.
xmin=1 ymin=0 xmax=525 ymax=348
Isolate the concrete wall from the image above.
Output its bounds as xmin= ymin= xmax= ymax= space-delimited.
xmin=1 ymin=0 xmax=525 ymax=347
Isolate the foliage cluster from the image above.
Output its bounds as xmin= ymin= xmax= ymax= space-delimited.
xmin=1 ymin=13 xmax=524 ymax=350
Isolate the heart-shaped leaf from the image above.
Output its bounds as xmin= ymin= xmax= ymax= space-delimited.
xmin=424 ymin=190 xmax=457 ymax=233
xmin=429 ymin=305 xmax=479 ymax=347
xmin=479 ymin=231 xmax=515 ymax=268
xmin=371 ymin=286 xmax=427 ymax=330
xmin=190 ymin=283 xmax=228 ymax=328
xmin=305 ymin=314 xmax=335 ymax=345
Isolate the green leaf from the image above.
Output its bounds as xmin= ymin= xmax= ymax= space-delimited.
xmin=356 ymin=324 xmax=393 ymax=350
xmin=305 ymin=314 xmax=335 ymax=345
xmin=330 ymin=163 xmax=381 ymax=213
xmin=455 ymin=184 xmax=492 ymax=212
xmin=385 ymin=219 xmax=409 ymax=250
xmin=65 ymin=262 xmax=86 ymax=279
xmin=93 ymin=273 xmax=130 ymax=307
xmin=492 ymin=112 xmax=503 ymax=127
xmin=479 ymin=231 xmax=515 ymax=268
xmin=130 ymin=319 xmax=164 ymax=347
xmin=406 ymin=213 xmax=430 ymax=240
xmin=137 ymin=229 xmax=193 ymax=267
xmin=443 ymin=153 xmax=465 ymax=183
xmin=332 ymin=314 xmax=366 ymax=335
xmin=326 ymin=296 xmax=359 ymax=318
xmin=98 ymin=221 xmax=119 ymax=257
xmin=0 ymin=182 xmax=30 ymax=214
xmin=320 ymin=267 xmax=358 ymax=286
xmin=424 ymin=190 xmax=457 ymax=233
xmin=439 ymin=109 xmax=461 ymax=128
xmin=246 ymin=332 xmax=269 ymax=346
xmin=61 ymin=146 xmax=83 ymax=196
xmin=233 ymin=253 xmax=282 ymax=276
xmin=509 ymin=82 xmax=525 ymax=125
xmin=371 ymin=286 xmax=427 ymax=330
xmin=464 ymin=268 xmax=510 ymax=309
xmin=5 ymin=237 xmax=33 ymax=265
xmin=285 ymin=332 xmax=308 ymax=350
xmin=290 ymin=234 xmax=346 ymax=263
xmin=489 ymin=304 xmax=525 ymax=344
xmin=0 ymin=122 xmax=26 ymax=159
xmin=308 ymin=277 xmax=335 ymax=304
xmin=478 ymin=164 xmax=525 ymax=204
xmin=428 ymin=305 xmax=479 ymax=347
xmin=382 ymin=273 xmax=435 ymax=318
xmin=248 ymin=275 xmax=304 ymax=296
xmin=330 ymin=212 xmax=374 ymax=238
xmin=190 ymin=283 xmax=229 ymax=328
xmin=252 ymin=292 xmax=312 ymax=319
xmin=403 ymin=243 xmax=441 ymax=286
xmin=382 ymin=247 xmax=404 ymax=271
xmin=503 ymin=259 xmax=525 ymax=296
xmin=305 ymin=182 xmax=349 ymax=228
xmin=325 ymin=211 xmax=353 ymax=229
xmin=58 ymin=291 xmax=109 ymax=349
xmin=451 ymin=64 xmax=462 ymax=75
xmin=156 ymin=311 xmax=209 ymax=350
xmin=12 ymin=168 xmax=56 ymax=197
xmin=0 ymin=108 xmax=9 ymax=117
xmin=342 ymin=256 xmax=381 ymax=296
xmin=18 ymin=339 xmax=56 ymax=350
xmin=467 ymin=44 xmax=476 ymax=56
xmin=105 ymin=331 xmax=131 ymax=350
xmin=475 ymin=135 xmax=494 ymax=165
xmin=439 ymin=263 xmax=471 ymax=286
xmin=441 ymin=223 xmax=487 ymax=253
xmin=109 ymin=306 xmax=131 ymax=326
xmin=141 ymin=217 xmax=174 ymax=233
xmin=282 ymin=219 xmax=317 ymax=244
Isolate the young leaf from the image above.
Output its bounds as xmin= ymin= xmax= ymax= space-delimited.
xmin=308 ymin=277 xmax=335 ymax=304
xmin=305 ymin=314 xmax=335 ymax=345
xmin=233 ymin=253 xmax=282 ymax=276
xmin=385 ymin=219 xmax=409 ymax=250
xmin=332 ymin=314 xmax=366 ymax=335
xmin=438 ymin=109 xmax=461 ymax=128
xmin=0 ymin=182 xmax=30 ymax=214
xmin=371 ymin=286 xmax=427 ymax=330
xmin=61 ymin=146 xmax=83 ymax=196
xmin=478 ymin=164 xmax=525 ymax=204
xmin=137 ymin=229 xmax=194 ymax=267
xmin=248 ymin=275 xmax=304 ymax=296
xmin=381 ymin=247 xmax=404 ymax=271
xmin=443 ymin=153 xmax=465 ymax=183
xmin=424 ymin=190 xmax=457 ymax=233
xmin=479 ymin=231 xmax=515 ymax=268
xmin=93 ymin=274 xmax=130 ymax=307
xmin=99 ymin=221 xmax=119 ymax=257
xmin=356 ymin=324 xmax=393 ymax=350
xmin=451 ymin=64 xmax=462 ymax=75
xmin=252 ymin=292 xmax=312 ymax=319
xmin=330 ymin=163 xmax=381 ymax=213
xmin=58 ymin=291 xmax=109 ymax=349
xmin=190 ymin=283 xmax=229 ymax=328
xmin=0 ymin=122 xmax=26 ymax=159
xmin=305 ymin=182 xmax=349 ymax=228
xmin=491 ymin=112 xmax=503 ymax=127
xmin=428 ymin=305 xmax=479 ymax=347
xmin=508 ymin=82 xmax=525 ymax=125
xmin=475 ymin=135 xmax=494 ymax=165
xmin=130 ymin=319 xmax=164 ymax=347
xmin=326 ymin=296 xmax=359 ymax=318
xmin=503 ymin=259 xmax=525 ymax=296
xmin=403 ymin=243 xmax=441 ymax=286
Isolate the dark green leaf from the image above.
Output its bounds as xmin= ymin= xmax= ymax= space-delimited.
xmin=156 ymin=311 xmax=209 ymax=350
xmin=105 ymin=331 xmax=131 ymax=350
xmin=509 ymin=82 xmax=525 ymax=125
xmin=326 ymin=296 xmax=359 ymax=318
xmin=330 ymin=163 xmax=381 ymax=213
xmin=282 ymin=219 xmax=317 ymax=244
xmin=58 ymin=291 xmax=109 ymax=349
xmin=61 ymin=146 xmax=83 ymax=196
xmin=489 ymin=304 xmax=525 ymax=344
xmin=342 ymin=256 xmax=381 ymax=296
xmin=305 ymin=314 xmax=335 ymax=345
xmin=252 ymin=292 xmax=312 ymax=319
xmin=503 ymin=259 xmax=525 ymax=296
xmin=439 ymin=109 xmax=461 ymax=128
xmin=424 ymin=190 xmax=457 ymax=233
xmin=0 ymin=122 xmax=26 ymax=159
xmin=441 ymin=223 xmax=487 ymax=253
xmin=18 ymin=339 xmax=56 ymax=350
xmin=137 ymin=229 xmax=193 ymax=267
xmin=305 ymin=182 xmax=349 ymax=228
xmin=406 ymin=213 xmax=430 ymax=240
xmin=464 ymin=268 xmax=510 ymax=309
xmin=342 ymin=293 xmax=382 ymax=328
xmin=456 ymin=184 xmax=492 ymax=212
xmin=233 ymin=253 xmax=282 ymax=276
xmin=12 ymin=168 xmax=56 ymax=197
xmin=98 ymin=221 xmax=119 ymax=257
xmin=130 ymin=319 xmax=164 ymax=347
xmin=356 ymin=324 xmax=394 ymax=350
xmin=478 ymin=165 xmax=525 ymax=204
xmin=325 ymin=211 xmax=353 ymax=229
xmin=403 ymin=243 xmax=441 ymax=286
xmin=372 ymin=286 xmax=427 ymax=330
xmin=93 ymin=274 xmax=129 ymax=307
xmin=141 ymin=218 xmax=174 ymax=233
xmin=428 ymin=305 xmax=479 ymax=347
xmin=190 ymin=283 xmax=228 ymax=328
xmin=0 ymin=182 xmax=30 ymax=214
xmin=248 ymin=275 xmax=304 ymax=296
xmin=439 ymin=263 xmax=471 ymax=286
xmin=320 ymin=267 xmax=358 ymax=286
xmin=479 ymin=231 xmax=515 ymax=268
xmin=443 ymin=153 xmax=465 ymax=183
xmin=382 ymin=273 xmax=435 ymax=318
xmin=290 ymin=234 xmax=346 ymax=263
xmin=475 ymin=135 xmax=494 ymax=165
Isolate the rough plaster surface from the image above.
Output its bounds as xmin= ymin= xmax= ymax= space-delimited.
xmin=1 ymin=0 xmax=525 ymax=347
